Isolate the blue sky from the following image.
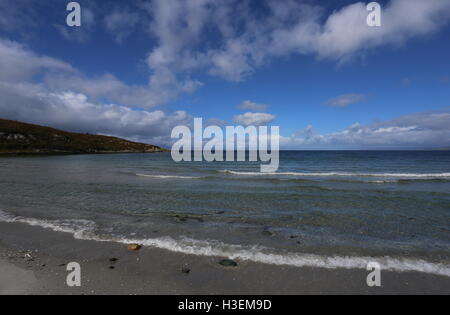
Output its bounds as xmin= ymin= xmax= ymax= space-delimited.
xmin=1 ymin=0 xmax=450 ymax=149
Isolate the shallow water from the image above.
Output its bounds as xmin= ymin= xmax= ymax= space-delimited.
xmin=0 ymin=151 xmax=449 ymax=274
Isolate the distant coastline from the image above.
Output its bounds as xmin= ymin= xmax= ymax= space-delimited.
xmin=0 ymin=118 xmax=168 ymax=155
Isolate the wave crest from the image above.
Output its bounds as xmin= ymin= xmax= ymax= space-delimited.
xmin=220 ymin=170 xmax=450 ymax=179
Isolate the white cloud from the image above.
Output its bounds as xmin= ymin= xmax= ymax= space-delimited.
xmin=275 ymin=0 xmax=450 ymax=61
xmin=139 ymin=0 xmax=450 ymax=86
xmin=0 ymin=37 xmax=201 ymax=109
xmin=237 ymin=100 xmax=269 ymax=112
xmin=0 ymin=38 xmax=194 ymax=146
xmin=284 ymin=109 xmax=450 ymax=149
xmin=0 ymin=39 xmax=75 ymax=82
xmin=0 ymin=82 xmax=191 ymax=147
xmin=4 ymin=0 xmax=450 ymax=109
xmin=326 ymin=94 xmax=368 ymax=107
xmin=233 ymin=112 xmax=276 ymax=126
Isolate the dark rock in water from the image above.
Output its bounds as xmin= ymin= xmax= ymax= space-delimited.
xmin=175 ymin=214 xmax=205 ymax=223
xmin=109 ymin=258 xmax=119 ymax=263
xmin=296 ymin=241 xmax=302 ymax=245
xmin=262 ymin=230 xmax=274 ymax=237
xmin=108 ymin=266 xmax=115 ymax=270
xmin=59 ymin=263 xmax=66 ymax=267
xmin=218 ymin=211 xmax=226 ymax=215
xmin=289 ymin=235 xmax=298 ymax=239
xmin=219 ymin=259 xmax=238 ymax=267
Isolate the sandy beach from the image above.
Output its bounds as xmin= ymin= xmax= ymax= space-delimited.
xmin=0 ymin=221 xmax=449 ymax=295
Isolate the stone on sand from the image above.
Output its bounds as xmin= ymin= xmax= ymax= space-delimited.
xmin=219 ymin=259 xmax=238 ymax=267
xmin=127 ymin=244 xmax=142 ymax=251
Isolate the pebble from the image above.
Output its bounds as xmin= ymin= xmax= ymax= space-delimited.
xmin=181 ymin=267 xmax=191 ymax=274
xmin=127 ymin=244 xmax=142 ymax=251
xmin=219 ymin=259 xmax=238 ymax=267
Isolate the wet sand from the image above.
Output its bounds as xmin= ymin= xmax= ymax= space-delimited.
xmin=0 ymin=221 xmax=449 ymax=295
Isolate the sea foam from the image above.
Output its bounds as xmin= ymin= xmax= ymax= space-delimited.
xmin=220 ymin=170 xmax=450 ymax=179
xmin=1 ymin=209 xmax=449 ymax=277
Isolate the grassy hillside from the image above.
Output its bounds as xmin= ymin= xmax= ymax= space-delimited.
xmin=0 ymin=119 xmax=166 ymax=155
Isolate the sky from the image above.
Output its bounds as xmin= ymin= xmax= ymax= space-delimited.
xmin=0 ymin=0 xmax=450 ymax=149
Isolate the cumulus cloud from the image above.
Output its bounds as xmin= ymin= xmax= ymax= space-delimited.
xmin=233 ymin=112 xmax=276 ymax=126
xmin=0 ymin=82 xmax=191 ymax=147
xmin=237 ymin=100 xmax=269 ymax=112
xmin=284 ymin=108 xmax=450 ymax=149
xmin=326 ymin=94 xmax=368 ymax=107
xmin=0 ymin=38 xmax=194 ymax=146
xmin=0 ymin=39 xmax=75 ymax=82
xmin=0 ymin=37 xmax=201 ymax=109
xmin=4 ymin=0 xmax=450 ymax=108
xmin=139 ymin=0 xmax=450 ymax=86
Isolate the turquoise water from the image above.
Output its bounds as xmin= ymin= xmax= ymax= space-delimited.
xmin=0 ymin=151 xmax=450 ymax=273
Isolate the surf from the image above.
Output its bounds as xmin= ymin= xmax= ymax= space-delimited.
xmin=220 ymin=170 xmax=450 ymax=179
xmin=1 ymin=209 xmax=449 ymax=278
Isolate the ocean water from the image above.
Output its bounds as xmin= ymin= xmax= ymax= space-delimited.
xmin=1 ymin=151 xmax=450 ymax=276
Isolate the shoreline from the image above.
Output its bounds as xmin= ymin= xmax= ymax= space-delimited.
xmin=0 ymin=221 xmax=449 ymax=295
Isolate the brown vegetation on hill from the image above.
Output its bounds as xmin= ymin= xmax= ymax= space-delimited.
xmin=0 ymin=119 xmax=166 ymax=155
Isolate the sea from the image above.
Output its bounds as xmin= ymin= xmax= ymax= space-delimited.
xmin=0 ymin=151 xmax=449 ymax=276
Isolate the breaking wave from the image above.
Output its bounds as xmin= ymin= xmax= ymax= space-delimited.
xmin=0 ymin=209 xmax=96 ymax=239
xmin=220 ymin=170 xmax=450 ymax=180
xmin=1 ymin=209 xmax=449 ymax=277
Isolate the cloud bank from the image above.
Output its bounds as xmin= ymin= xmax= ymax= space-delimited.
xmin=0 ymin=39 xmax=191 ymax=146
xmin=138 ymin=0 xmax=450 ymax=100
xmin=284 ymin=109 xmax=450 ymax=149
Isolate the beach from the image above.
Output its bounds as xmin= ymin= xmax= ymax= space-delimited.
xmin=1 ymin=220 xmax=449 ymax=295
xmin=0 ymin=152 xmax=449 ymax=295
